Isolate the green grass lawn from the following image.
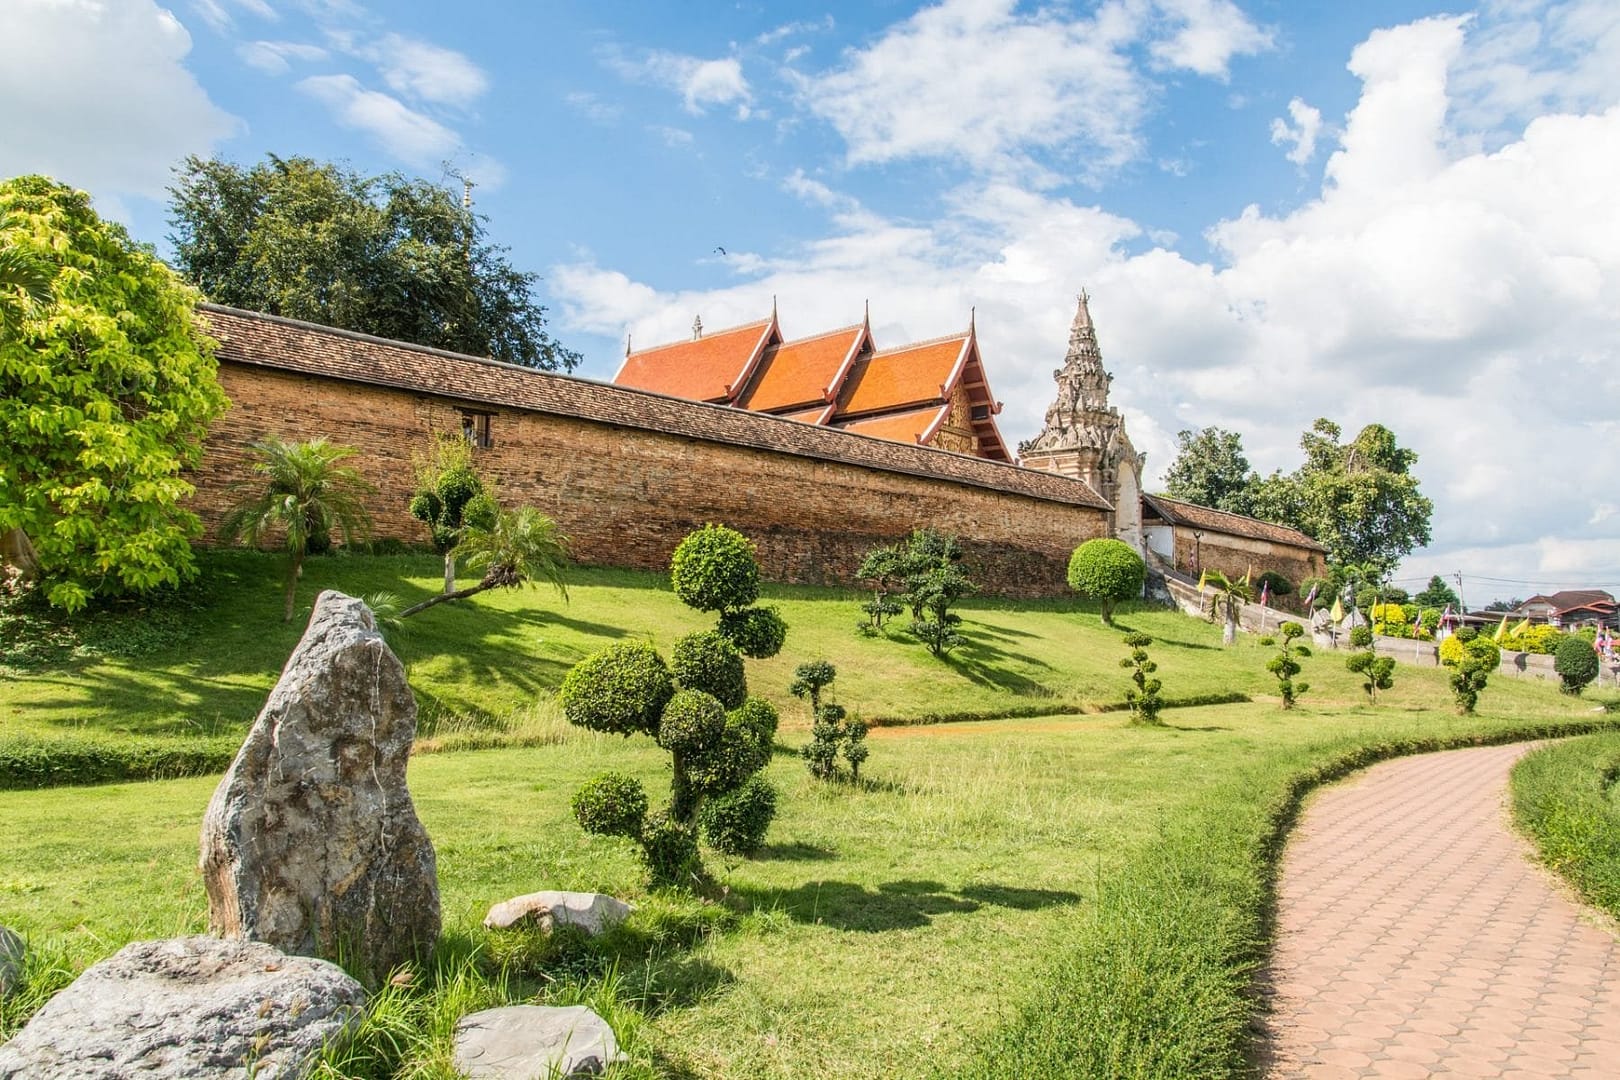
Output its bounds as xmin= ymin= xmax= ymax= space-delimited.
xmin=1511 ymin=730 xmax=1620 ymax=920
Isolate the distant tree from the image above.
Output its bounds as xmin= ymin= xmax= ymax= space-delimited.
xmin=220 ymin=438 xmax=374 ymax=622
xmin=168 ymin=155 xmax=581 ymax=371
xmin=855 ymin=543 xmax=906 ymax=632
xmin=1413 ymin=575 xmax=1460 ymax=610
xmin=1 ymin=176 xmax=229 ymax=611
xmin=1267 ymin=621 xmax=1312 ymax=709
xmin=410 ymin=435 xmax=496 ymax=595
xmin=1202 ymin=569 xmax=1253 ymax=646
xmin=1162 ymin=427 xmax=1257 ymax=514
xmin=1067 ymin=538 xmax=1146 ymax=625
xmin=892 ymin=530 xmax=974 ymax=658
xmin=398 ymin=507 xmax=569 ymax=618
xmin=1484 ymin=598 xmax=1524 ymax=613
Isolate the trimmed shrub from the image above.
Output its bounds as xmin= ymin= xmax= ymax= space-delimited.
xmin=639 ymin=810 xmax=702 ymax=889
xmin=685 ymin=701 xmax=776 ymax=796
xmin=1440 ymin=634 xmax=1500 ymax=671
xmin=729 ymin=696 xmax=780 ymax=743
xmin=1266 ymin=621 xmax=1311 ymax=709
xmin=671 ymin=631 xmax=747 ymax=709
xmin=571 ymin=772 xmax=648 ymax=839
xmin=698 ymin=776 xmax=779 ymax=856
xmin=559 ymin=642 xmax=675 ymax=737
xmin=1349 ymin=625 xmax=1374 ymax=648
xmin=1554 ymin=637 xmax=1600 ymax=696
xmin=670 ymin=524 xmax=760 ymax=613
xmin=1346 ymin=651 xmax=1395 ymax=702
xmin=657 ymin=690 xmax=727 ymax=756
xmin=1066 ymin=539 xmax=1145 ymax=625
xmin=717 ymin=605 xmax=787 ymax=659
xmin=1118 ymin=631 xmax=1164 ymax=725
xmin=0 ymin=734 xmax=238 ymax=790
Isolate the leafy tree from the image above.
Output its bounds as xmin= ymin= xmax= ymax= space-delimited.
xmin=1346 ymin=650 xmax=1395 ymax=703
xmin=168 ymin=155 xmax=580 ymax=371
xmin=409 ymin=434 xmax=496 ymax=595
xmin=1413 ymin=575 xmax=1460 ymax=610
xmin=1484 ymin=598 xmax=1524 ymax=613
xmin=1553 ymin=637 xmax=1599 ymax=696
xmin=1266 ymin=621 xmax=1311 ymax=709
xmin=0 ymin=176 xmax=229 ymax=611
xmin=793 ymin=660 xmax=869 ymax=781
xmin=855 ymin=543 xmax=906 ymax=631
xmin=670 ymin=524 xmax=785 ymax=659
xmin=1067 ymin=538 xmax=1145 ymax=625
xmin=398 ymin=506 xmax=569 ymax=618
xmin=220 ymin=437 xmax=374 ymax=622
xmin=1440 ymin=629 xmax=1496 ymax=714
xmin=1161 ymin=427 xmax=1256 ymax=514
xmin=1202 ymin=569 xmax=1253 ymax=646
xmin=1118 ymin=632 xmax=1164 ymax=724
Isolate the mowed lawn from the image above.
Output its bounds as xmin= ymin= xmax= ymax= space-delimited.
xmin=2 ymin=690 xmax=1612 ymax=1076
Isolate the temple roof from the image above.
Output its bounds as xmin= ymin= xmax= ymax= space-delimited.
xmin=833 ymin=404 xmax=951 ymax=445
xmin=613 ymin=315 xmax=779 ymax=403
xmin=737 ymin=323 xmax=869 ymax=413
xmin=836 ymin=333 xmax=968 ymax=416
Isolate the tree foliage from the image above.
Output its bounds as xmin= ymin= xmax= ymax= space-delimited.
xmin=1346 ymin=649 xmax=1395 ymax=703
xmin=0 ymin=176 xmax=229 ymax=611
xmin=1413 ymin=575 xmax=1460 ymax=610
xmin=1202 ymin=569 xmax=1253 ymax=646
xmin=409 ymin=434 xmax=495 ymax=594
xmin=168 ymin=155 xmax=580 ymax=371
xmin=1553 ymin=637 xmax=1599 ymax=697
xmin=897 ymin=530 xmax=975 ymax=657
xmin=1118 ymin=632 xmax=1164 ymax=724
xmin=1067 ymin=538 xmax=1145 ymax=625
xmin=219 ymin=437 xmax=374 ymax=622
xmin=1266 ymin=621 xmax=1311 ymax=709
xmin=1162 ymin=427 xmax=1256 ymax=514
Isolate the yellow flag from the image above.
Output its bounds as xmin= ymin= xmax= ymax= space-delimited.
xmin=1330 ymin=597 xmax=1344 ymax=623
xmin=1514 ymin=618 xmax=1532 ymax=636
xmin=1494 ymin=615 xmax=1509 ymax=642
xmin=1197 ymin=570 xmax=1207 ymax=591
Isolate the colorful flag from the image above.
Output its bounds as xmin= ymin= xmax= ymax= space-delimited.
xmin=1198 ymin=570 xmax=1208 ymax=591
xmin=1303 ymin=583 xmax=1319 ymax=608
xmin=1494 ymin=615 xmax=1509 ymax=642
xmin=1514 ymin=618 xmax=1532 ymax=637
xmin=1440 ymin=604 xmax=1454 ymax=626
xmin=1330 ymin=596 xmax=1344 ymax=623
xmin=1259 ymin=581 xmax=1271 ymax=607
xmin=1413 ymin=608 xmax=1423 ymax=631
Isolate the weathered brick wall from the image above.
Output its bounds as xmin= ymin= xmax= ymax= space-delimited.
xmin=1170 ymin=528 xmax=1325 ymax=596
xmin=191 ymin=364 xmax=1110 ymax=598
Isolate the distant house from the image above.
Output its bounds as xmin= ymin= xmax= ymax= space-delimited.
xmin=1140 ymin=495 xmax=1328 ymax=593
xmin=1511 ymin=590 xmax=1618 ymax=630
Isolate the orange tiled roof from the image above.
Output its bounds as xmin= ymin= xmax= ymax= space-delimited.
xmin=835 ymin=405 xmax=951 ymax=445
xmin=836 ymin=334 xmax=967 ymax=417
xmin=614 ymin=317 xmax=776 ymax=403
xmin=778 ymin=405 xmax=833 ymax=423
xmin=738 ymin=324 xmax=868 ymax=413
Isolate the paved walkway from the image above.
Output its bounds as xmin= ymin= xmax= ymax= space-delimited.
xmin=1261 ymin=743 xmax=1620 ymax=1079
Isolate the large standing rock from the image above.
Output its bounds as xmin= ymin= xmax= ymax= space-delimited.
xmin=452 ymin=1005 xmax=626 ymax=1078
xmin=0 ymin=937 xmax=364 ymax=1079
xmin=200 ymin=591 xmax=439 ymax=982
xmin=0 ymin=925 xmax=22 ymax=998
xmin=482 ymin=891 xmax=632 ymax=936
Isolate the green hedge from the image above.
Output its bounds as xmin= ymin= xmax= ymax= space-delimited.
xmin=0 ymin=734 xmax=239 ymax=790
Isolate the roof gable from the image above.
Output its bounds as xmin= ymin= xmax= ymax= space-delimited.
xmin=613 ymin=315 xmax=779 ymax=403
xmin=737 ymin=323 xmax=870 ymax=413
xmin=1141 ymin=494 xmax=1328 ymax=552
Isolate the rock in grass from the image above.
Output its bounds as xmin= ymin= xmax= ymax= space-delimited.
xmin=0 ymin=925 xmax=21 ymax=998
xmin=0 ymin=936 xmax=364 ymax=1079
xmin=200 ymin=590 xmax=440 ymax=983
xmin=452 ymin=1005 xmax=626 ymax=1078
xmin=482 ymin=892 xmax=632 ymax=936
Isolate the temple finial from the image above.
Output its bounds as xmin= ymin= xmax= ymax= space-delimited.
xmin=692 ymin=315 xmax=703 ymax=340
xmin=771 ymin=294 xmax=778 ymax=322
xmin=625 ymin=333 xmax=632 ymax=357
xmin=969 ymin=306 xmax=977 ymax=334
xmin=863 ymin=298 xmax=870 ymax=330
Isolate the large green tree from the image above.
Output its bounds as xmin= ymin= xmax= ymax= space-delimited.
xmin=1280 ymin=420 xmax=1433 ymax=578
xmin=168 ymin=155 xmax=581 ymax=371
xmin=0 ymin=176 xmax=228 ymax=611
xmin=1161 ymin=427 xmax=1256 ymax=514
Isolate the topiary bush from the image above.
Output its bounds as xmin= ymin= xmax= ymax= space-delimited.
xmin=1266 ymin=621 xmax=1311 ymax=709
xmin=1066 ymin=539 xmax=1146 ymax=625
xmin=717 ymin=605 xmax=787 ymax=659
xmin=1349 ymin=625 xmax=1374 ymax=648
xmin=571 ymin=772 xmax=649 ymax=840
xmin=670 ymin=524 xmax=760 ymax=614
xmin=1440 ymin=634 xmax=1500 ymax=671
xmin=793 ymin=660 xmax=869 ymax=781
xmin=639 ymin=810 xmax=702 ymax=889
xmin=671 ymin=631 xmax=747 ymax=709
xmin=559 ymin=642 xmax=674 ymax=737
xmin=1346 ymin=650 xmax=1395 ymax=703
xmin=1554 ymin=636 xmax=1600 ymax=696
xmin=698 ymin=775 xmax=779 ymax=856
xmin=1118 ymin=631 xmax=1164 ymax=725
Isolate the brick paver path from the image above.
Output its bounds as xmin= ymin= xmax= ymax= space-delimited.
xmin=1261 ymin=743 xmax=1620 ymax=1079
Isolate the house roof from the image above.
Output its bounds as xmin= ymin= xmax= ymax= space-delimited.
xmin=198 ymin=303 xmax=1113 ymax=512
xmin=1141 ymin=494 xmax=1328 ymax=552
xmin=737 ymin=323 xmax=869 ymax=413
xmin=1520 ymin=590 xmax=1617 ymax=614
xmin=613 ymin=316 xmax=778 ymax=403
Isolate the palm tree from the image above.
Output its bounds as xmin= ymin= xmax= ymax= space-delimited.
xmin=400 ymin=506 xmax=569 ymax=617
xmin=0 ymin=247 xmax=54 ymax=324
xmin=220 ymin=437 xmax=375 ymax=622
xmin=1202 ymin=569 xmax=1253 ymax=646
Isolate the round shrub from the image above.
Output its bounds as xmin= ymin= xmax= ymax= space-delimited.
xmin=1349 ymin=625 xmax=1374 ymax=648
xmin=640 ymin=810 xmax=702 ymax=888
xmin=730 ymin=696 xmax=780 ymax=743
xmin=671 ymin=631 xmax=747 ymax=708
xmin=1440 ymin=634 xmax=1500 ymax=670
xmin=1554 ymin=636 xmax=1600 ymax=696
xmin=717 ymin=605 xmax=787 ymax=659
xmin=657 ymin=689 xmax=726 ymax=756
xmin=670 ymin=524 xmax=760 ymax=613
xmin=1066 ymin=539 xmax=1146 ymax=623
xmin=1255 ymin=571 xmax=1293 ymax=598
xmin=698 ymin=776 xmax=778 ymax=856
xmin=686 ymin=704 xmax=775 ymax=796
xmin=560 ymin=642 xmax=674 ymax=737
xmin=571 ymin=772 xmax=648 ymax=839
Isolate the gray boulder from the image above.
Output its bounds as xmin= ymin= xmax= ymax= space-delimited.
xmin=0 ymin=925 xmax=22 ymax=998
xmin=452 ymin=1005 xmax=626 ymax=1078
xmin=483 ymin=892 xmax=632 ymax=936
xmin=200 ymin=590 xmax=440 ymax=982
xmin=0 ymin=936 xmax=364 ymax=1079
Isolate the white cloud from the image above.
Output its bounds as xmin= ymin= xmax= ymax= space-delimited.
xmin=566 ymin=91 xmax=621 ymax=125
xmin=237 ymin=39 xmax=327 ymax=74
xmin=1148 ymin=0 xmax=1273 ymax=78
xmin=1269 ymin=97 xmax=1322 ymax=165
xmin=373 ymin=33 xmax=489 ymax=109
xmin=191 ymin=0 xmax=277 ymax=33
xmin=650 ymin=125 xmax=695 ymax=149
xmin=608 ymin=49 xmax=752 ymax=117
xmin=297 ymin=74 xmax=459 ymax=165
xmin=0 ymin=0 xmax=240 ymax=199
xmin=554 ymin=12 xmax=1620 ymax=586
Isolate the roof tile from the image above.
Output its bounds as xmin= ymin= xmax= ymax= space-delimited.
xmin=615 ymin=318 xmax=773 ymax=402
xmin=1143 ymin=494 xmax=1328 ymax=552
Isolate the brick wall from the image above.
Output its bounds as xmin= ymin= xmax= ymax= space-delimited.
xmin=1170 ymin=527 xmax=1325 ymax=600
xmin=192 ymin=363 xmax=1110 ymax=598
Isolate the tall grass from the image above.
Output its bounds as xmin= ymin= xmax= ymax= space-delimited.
xmin=1511 ymin=731 xmax=1620 ymax=920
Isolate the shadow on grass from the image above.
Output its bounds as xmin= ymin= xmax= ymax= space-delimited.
xmin=945 ymin=627 xmax=1055 ymax=697
xmin=753 ymin=841 xmax=838 ymax=862
xmin=743 ymin=878 xmax=1079 ymax=932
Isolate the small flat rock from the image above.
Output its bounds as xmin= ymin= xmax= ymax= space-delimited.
xmin=0 ymin=936 xmax=365 ymax=1080
xmin=453 ymin=1005 xmax=626 ymax=1078
xmin=0 ymin=925 xmax=22 ymax=997
xmin=482 ymin=892 xmax=632 ymax=935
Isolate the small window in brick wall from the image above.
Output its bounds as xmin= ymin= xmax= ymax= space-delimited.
xmin=460 ymin=410 xmax=494 ymax=449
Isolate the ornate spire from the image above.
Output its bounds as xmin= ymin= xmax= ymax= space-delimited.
xmin=1017 ymin=288 xmax=1121 ymax=458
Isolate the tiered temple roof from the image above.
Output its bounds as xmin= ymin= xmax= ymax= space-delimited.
xmin=613 ymin=306 xmax=1010 ymax=461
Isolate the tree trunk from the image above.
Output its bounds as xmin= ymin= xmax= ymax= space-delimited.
xmin=0 ymin=528 xmax=40 ymax=579
xmin=670 ymin=756 xmax=697 ymax=824
xmin=443 ymin=552 xmax=456 ymax=595
xmin=1223 ymin=610 xmax=1237 ymax=646
xmin=283 ymin=551 xmax=303 ymax=623
xmin=400 ymin=580 xmax=489 ymax=618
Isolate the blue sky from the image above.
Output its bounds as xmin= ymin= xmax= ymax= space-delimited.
xmin=4 ymin=0 xmax=1618 ymax=601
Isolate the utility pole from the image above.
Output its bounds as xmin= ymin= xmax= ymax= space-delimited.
xmin=1454 ymin=571 xmax=1466 ymax=615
